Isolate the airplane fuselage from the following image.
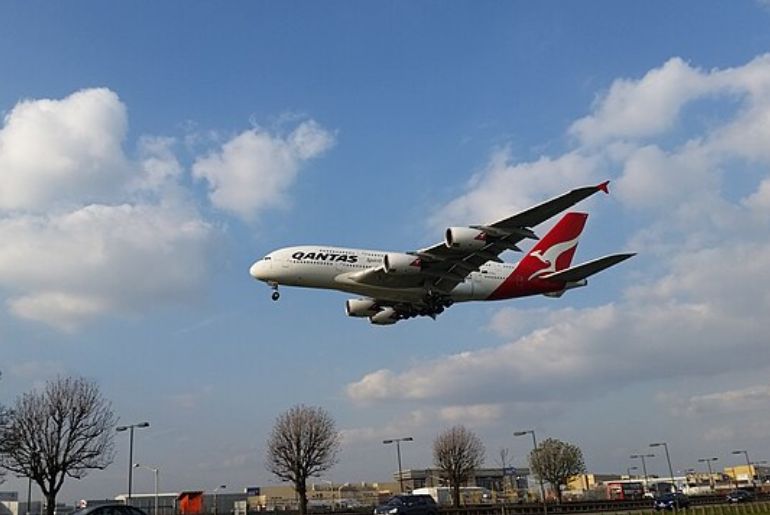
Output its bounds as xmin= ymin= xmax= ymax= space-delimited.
xmin=250 ymin=245 xmax=567 ymax=304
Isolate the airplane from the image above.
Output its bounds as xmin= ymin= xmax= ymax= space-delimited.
xmin=249 ymin=181 xmax=634 ymax=325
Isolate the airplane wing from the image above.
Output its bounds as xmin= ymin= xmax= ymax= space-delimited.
xmin=540 ymin=252 xmax=636 ymax=283
xmin=411 ymin=181 xmax=611 ymax=292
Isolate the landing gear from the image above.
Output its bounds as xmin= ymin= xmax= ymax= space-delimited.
xmin=269 ymin=282 xmax=280 ymax=301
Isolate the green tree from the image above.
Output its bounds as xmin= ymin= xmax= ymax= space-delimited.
xmin=0 ymin=376 xmax=116 ymax=515
xmin=433 ymin=425 xmax=486 ymax=507
xmin=265 ymin=405 xmax=341 ymax=515
xmin=528 ymin=437 xmax=586 ymax=503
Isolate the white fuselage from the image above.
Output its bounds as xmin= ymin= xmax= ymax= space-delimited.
xmin=249 ymin=245 xmax=515 ymax=303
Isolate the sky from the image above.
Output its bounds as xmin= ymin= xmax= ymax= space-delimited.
xmin=2 ymin=0 xmax=770 ymax=503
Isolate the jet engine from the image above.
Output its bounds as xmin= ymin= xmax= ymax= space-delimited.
xmin=369 ymin=307 xmax=398 ymax=325
xmin=382 ymin=253 xmax=421 ymax=274
xmin=345 ymin=298 xmax=378 ymax=317
xmin=445 ymin=227 xmax=487 ymax=250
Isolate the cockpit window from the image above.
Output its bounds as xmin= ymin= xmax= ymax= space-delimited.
xmin=264 ymin=257 xmax=271 ymax=260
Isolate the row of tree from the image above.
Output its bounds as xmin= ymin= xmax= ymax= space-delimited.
xmin=264 ymin=405 xmax=586 ymax=514
xmin=0 ymin=376 xmax=586 ymax=515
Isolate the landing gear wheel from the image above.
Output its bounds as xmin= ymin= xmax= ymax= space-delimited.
xmin=271 ymin=291 xmax=280 ymax=301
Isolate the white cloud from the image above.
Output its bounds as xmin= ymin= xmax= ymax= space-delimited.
xmin=661 ymin=384 xmax=770 ymax=417
xmin=428 ymin=149 xmax=602 ymax=230
xmin=0 ymin=88 xmax=131 ymax=211
xmin=0 ymin=89 xmax=217 ymax=330
xmin=0 ymin=202 xmax=214 ymax=330
xmin=438 ymin=404 xmax=503 ymax=425
xmin=192 ymin=120 xmax=335 ymax=220
xmin=570 ymin=57 xmax=708 ymax=145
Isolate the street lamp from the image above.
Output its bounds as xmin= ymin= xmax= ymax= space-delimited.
xmin=629 ymin=454 xmax=655 ymax=492
xmin=697 ymin=458 xmax=718 ymax=492
xmin=627 ymin=466 xmax=638 ymax=478
xmin=732 ymin=450 xmax=753 ymax=489
xmin=116 ymin=421 xmax=150 ymax=503
xmin=320 ymin=480 xmax=334 ymax=508
xmin=337 ymin=483 xmax=349 ymax=508
xmin=650 ymin=442 xmax=676 ymax=509
xmin=212 ymin=485 xmax=226 ymax=515
xmin=383 ymin=437 xmax=413 ymax=493
xmin=514 ymin=430 xmax=547 ymax=515
xmin=134 ymin=463 xmax=159 ymax=515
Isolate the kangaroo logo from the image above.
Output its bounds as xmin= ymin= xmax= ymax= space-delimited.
xmin=527 ymin=236 xmax=580 ymax=281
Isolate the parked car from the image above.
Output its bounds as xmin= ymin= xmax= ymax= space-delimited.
xmin=653 ymin=492 xmax=690 ymax=510
xmin=374 ymin=495 xmax=438 ymax=515
xmin=726 ymin=490 xmax=755 ymax=503
xmin=74 ymin=504 xmax=148 ymax=515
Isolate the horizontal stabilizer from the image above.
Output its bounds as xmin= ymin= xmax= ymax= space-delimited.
xmin=541 ymin=253 xmax=635 ymax=282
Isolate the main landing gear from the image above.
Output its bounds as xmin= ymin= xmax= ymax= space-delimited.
xmin=269 ymin=282 xmax=280 ymax=301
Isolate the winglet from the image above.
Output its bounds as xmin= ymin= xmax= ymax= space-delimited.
xmin=597 ymin=180 xmax=610 ymax=194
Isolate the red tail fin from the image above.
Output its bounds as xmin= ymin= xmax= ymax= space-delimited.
xmin=515 ymin=212 xmax=588 ymax=281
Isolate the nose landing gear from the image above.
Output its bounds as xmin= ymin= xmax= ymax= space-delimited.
xmin=269 ymin=282 xmax=280 ymax=301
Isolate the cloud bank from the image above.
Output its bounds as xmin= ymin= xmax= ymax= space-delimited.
xmin=0 ymin=88 xmax=334 ymax=330
xmin=347 ymin=55 xmax=770 ymax=421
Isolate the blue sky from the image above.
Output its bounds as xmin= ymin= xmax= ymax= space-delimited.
xmin=3 ymin=0 xmax=770 ymax=502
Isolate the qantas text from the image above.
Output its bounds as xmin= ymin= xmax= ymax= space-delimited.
xmin=291 ymin=251 xmax=359 ymax=264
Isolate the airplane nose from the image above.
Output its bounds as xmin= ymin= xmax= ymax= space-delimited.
xmin=249 ymin=260 xmax=265 ymax=280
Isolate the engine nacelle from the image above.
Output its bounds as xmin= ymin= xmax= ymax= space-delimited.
xmin=345 ymin=298 xmax=378 ymax=317
xmin=445 ymin=227 xmax=487 ymax=250
xmin=382 ymin=253 xmax=421 ymax=274
xmin=369 ymin=307 xmax=398 ymax=325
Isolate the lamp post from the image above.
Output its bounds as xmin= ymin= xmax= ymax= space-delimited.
xmin=320 ymin=480 xmax=333 ymax=508
xmin=630 ymin=454 xmax=655 ymax=492
xmin=627 ymin=466 xmax=638 ymax=478
xmin=116 ymin=421 xmax=150 ymax=503
xmin=133 ymin=463 xmax=159 ymax=515
xmin=650 ymin=442 xmax=677 ymax=511
xmin=337 ymin=483 xmax=349 ymax=508
xmin=697 ymin=458 xmax=718 ymax=492
xmin=514 ymin=430 xmax=546 ymax=515
xmin=732 ymin=450 xmax=753 ymax=489
xmin=213 ymin=485 xmax=226 ymax=515
xmin=383 ymin=437 xmax=413 ymax=493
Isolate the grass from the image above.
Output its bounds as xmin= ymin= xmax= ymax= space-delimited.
xmin=625 ymin=502 xmax=770 ymax=515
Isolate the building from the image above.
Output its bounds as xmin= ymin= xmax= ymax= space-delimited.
xmin=250 ymin=482 xmax=398 ymax=511
xmin=113 ymin=491 xmax=246 ymax=515
xmin=397 ymin=468 xmax=530 ymax=500
xmin=723 ymin=464 xmax=770 ymax=488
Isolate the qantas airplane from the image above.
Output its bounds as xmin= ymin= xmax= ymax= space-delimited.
xmin=249 ymin=181 xmax=634 ymax=325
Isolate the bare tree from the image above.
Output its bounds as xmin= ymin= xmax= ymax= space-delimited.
xmin=528 ymin=438 xmax=585 ymax=503
xmin=0 ymin=376 xmax=116 ymax=515
xmin=432 ymin=425 xmax=485 ymax=507
xmin=265 ymin=405 xmax=341 ymax=515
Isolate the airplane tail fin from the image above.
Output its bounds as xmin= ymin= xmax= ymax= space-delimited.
xmin=516 ymin=212 xmax=588 ymax=281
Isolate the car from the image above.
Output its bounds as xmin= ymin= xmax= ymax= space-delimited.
xmin=74 ymin=504 xmax=148 ymax=515
xmin=374 ymin=495 xmax=438 ymax=515
xmin=726 ymin=490 xmax=755 ymax=503
xmin=653 ymin=492 xmax=690 ymax=510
